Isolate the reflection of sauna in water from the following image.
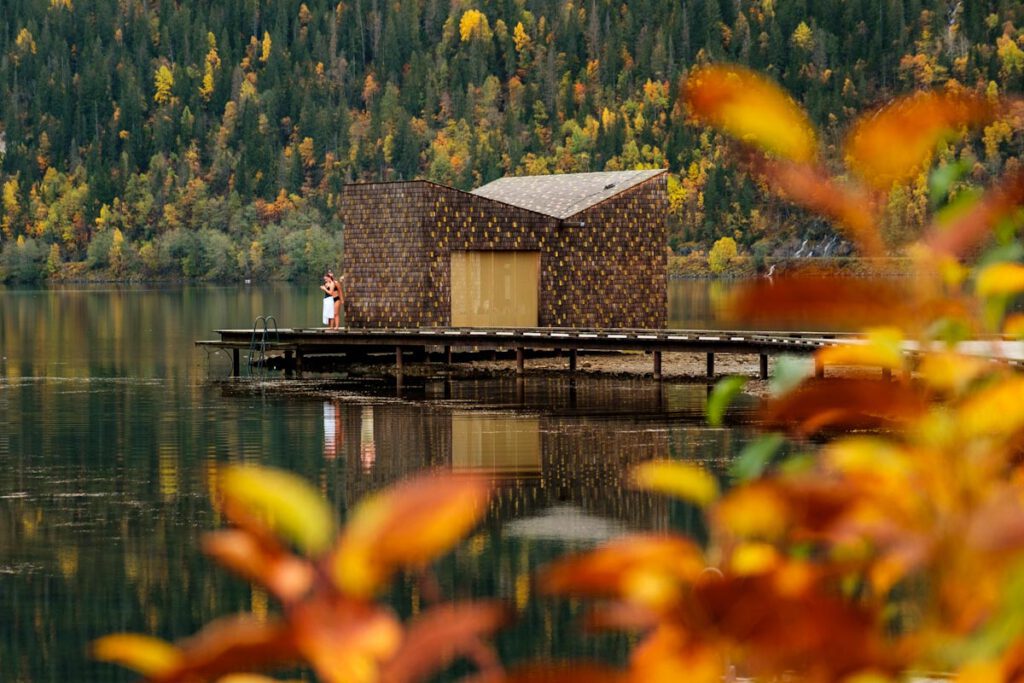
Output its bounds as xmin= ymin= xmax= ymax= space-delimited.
xmin=331 ymin=379 xmax=716 ymax=534
xmin=359 ymin=406 xmax=376 ymax=472
xmin=448 ymin=408 xmax=670 ymax=535
xmin=451 ymin=413 xmax=542 ymax=476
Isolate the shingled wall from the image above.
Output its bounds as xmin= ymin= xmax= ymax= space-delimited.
xmin=341 ymin=174 xmax=667 ymax=329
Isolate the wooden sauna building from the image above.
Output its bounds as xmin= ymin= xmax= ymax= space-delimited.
xmin=340 ymin=169 xmax=667 ymax=329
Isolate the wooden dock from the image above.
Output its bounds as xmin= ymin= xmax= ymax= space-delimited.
xmin=196 ymin=326 xmax=855 ymax=379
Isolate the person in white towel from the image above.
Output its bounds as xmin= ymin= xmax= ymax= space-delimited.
xmin=319 ymin=273 xmax=336 ymax=327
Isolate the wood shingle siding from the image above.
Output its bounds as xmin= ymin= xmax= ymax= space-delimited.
xmin=341 ymin=171 xmax=667 ymax=329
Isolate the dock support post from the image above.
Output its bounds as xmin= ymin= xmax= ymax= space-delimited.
xmin=815 ymin=356 xmax=824 ymax=378
xmin=516 ymin=348 xmax=525 ymax=376
xmin=759 ymin=354 xmax=769 ymax=380
xmin=445 ymin=345 xmax=452 ymax=365
xmin=395 ymin=347 xmax=404 ymax=373
xmin=569 ymin=349 xmax=578 ymax=373
xmin=232 ymin=348 xmax=240 ymax=377
xmin=653 ymin=351 xmax=662 ymax=380
xmin=284 ymin=350 xmax=294 ymax=377
xmin=295 ymin=350 xmax=303 ymax=378
xmin=706 ymin=353 xmax=715 ymax=379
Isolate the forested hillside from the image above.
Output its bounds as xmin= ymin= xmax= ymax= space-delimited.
xmin=1 ymin=0 xmax=1023 ymax=281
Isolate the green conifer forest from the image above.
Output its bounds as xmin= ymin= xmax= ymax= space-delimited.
xmin=1 ymin=0 xmax=1022 ymax=281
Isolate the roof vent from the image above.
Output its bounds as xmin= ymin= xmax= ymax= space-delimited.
xmin=604 ymin=183 xmax=616 ymax=190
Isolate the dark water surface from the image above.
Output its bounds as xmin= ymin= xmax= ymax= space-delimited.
xmin=0 ymin=281 xmax=754 ymax=681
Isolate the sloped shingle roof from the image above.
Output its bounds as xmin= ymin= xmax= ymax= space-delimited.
xmin=470 ymin=169 xmax=665 ymax=220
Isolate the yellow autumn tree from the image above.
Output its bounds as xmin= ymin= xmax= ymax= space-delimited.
xmin=2 ymin=177 xmax=19 ymax=237
xmin=460 ymin=9 xmax=492 ymax=42
xmin=791 ymin=21 xmax=814 ymax=51
xmin=13 ymin=28 xmax=36 ymax=64
xmin=153 ymin=65 xmax=175 ymax=104
xmin=199 ymin=33 xmax=221 ymax=101
xmin=997 ymin=34 xmax=1024 ymax=79
xmin=260 ymin=31 xmax=272 ymax=62
xmin=298 ymin=137 xmax=316 ymax=168
xmin=512 ymin=21 xmax=531 ymax=53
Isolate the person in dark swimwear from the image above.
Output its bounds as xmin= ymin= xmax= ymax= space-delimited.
xmin=329 ymin=271 xmax=344 ymax=329
xmin=320 ymin=273 xmax=335 ymax=328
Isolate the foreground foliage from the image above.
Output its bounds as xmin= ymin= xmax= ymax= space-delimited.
xmin=96 ymin=64 xmax=1024 ymax=681
xmin=519 ymin=65 xmax=1024 ymax=681
xmin=94 ymin=469 xmax=505 ymax=682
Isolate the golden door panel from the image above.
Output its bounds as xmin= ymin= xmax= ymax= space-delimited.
xmin=451 ymin=250 xmax=540 ymax=327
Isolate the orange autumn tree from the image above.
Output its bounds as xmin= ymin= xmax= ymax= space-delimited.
xmin=93 ymin=468 xmax=506 ymax=682
xmin=520 ymin=66 xmax=1024 ymax=682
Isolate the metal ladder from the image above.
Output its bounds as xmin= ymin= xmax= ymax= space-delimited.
xmin=247 ymin=315 xmax=279 ymax=378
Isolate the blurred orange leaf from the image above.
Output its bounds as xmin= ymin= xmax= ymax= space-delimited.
xmin=757 ymin=159 xmax=884 ymax=256
xmin=91 ymin=634 xmax=182 ymax=678
xmin=925 ymin=169 xmax=1024 ymax=258
xmin=728 ymin=269 xmax=913 ymax=328
xmin=693 ymin=568 xmax=900 ymax=679
xmin=631 ymin=460 xmax=719 ymax=507
xmin=684 ymin=64 xmax=817 ymax=163
xmin=291 ymin=597 xmax=403 ymax=683
xmin=846 ymin=91 xmax=993 ymax=191
xmin=331 ymin=473 xmax=490 ymax=597
xmin=218 ymin=465 xmax=336 ymax=556
xmin=630 ymin=625 xmax=723 ymax=682
xmin=497 ymin=662 xmax=627 ymax=682
xmin=202 ymin=529 xmax=314 ymax=603
xmin=761 ymin=378 xmax=929 ymax=436
xmin=976 ymin=262 xmax=1024 ymax=298
xmin=713 ymin=479 xmax=860 ymax=542
xmin=965 ymin=491 xmax=1024 ymax=554
xmin=117 ymin=615 xmax=299 ymax=683
xmin=540 ymin=535 xmax=705 ymax=609
xmin=380 ymin=601 xmax=510 ymax=682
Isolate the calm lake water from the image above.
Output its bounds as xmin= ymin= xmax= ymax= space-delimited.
xmin=0 ymin=280 xmax=756 ymax=681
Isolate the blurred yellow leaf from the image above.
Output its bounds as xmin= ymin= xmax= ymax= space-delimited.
xmin=729 ymin=542 xmax=781 ymax=575
xmin=91 ymin=633 xmax=182 ymax=677
xmin=957 ymin=377 xmax=1024 ymax=439
xmin=219 ymin=465 xmax=336 ymax=555
xmin=713 ymin=483 xmax=790 ymax=539
xmin=331 ymin=473 xmax=490 ymax=597
xmin=824 ymin=437 xmax=912 ymax=481
xmin=684 ymin=64 xmax=817 ymax=163
xmin=918 ymin=352 xmax=990 ymax=394
xmin=956 ymin=660 xmax=1003 ymax=683
xmin=816 ymin=328 xmax=904 ymax=370
xmin=631 ymin=460 xmax=719 ymax=506
xmin=977 ymin=262 xmax=1024 ymax=298
xmin=846 ymin=91 xmax=992 ymax=190
xmin=1004 ymin=314 xmax=1024 ymax=338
